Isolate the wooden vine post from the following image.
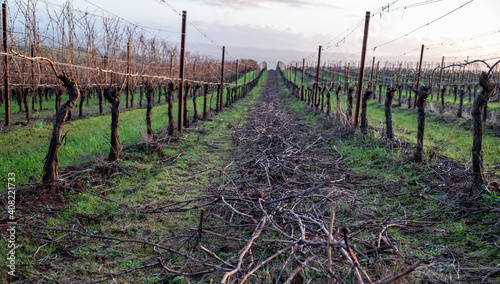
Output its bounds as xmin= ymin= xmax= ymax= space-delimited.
xmin=438 ymin=56 xmax=445 ymax=113
xmin=243 ymin=64 xmax=247 ymax=96
xmin=397 ymin=63 xmax=402 ymax=106
xmin=314 ymin=45 xmax=321 ymax=109
xmin=2 ymin=3 xmax=10 ymax=126
xmin=376 ymin=62 xmax=382 ymax=104
xmin=218 ymin=46 xmax=225 ymax=113
xmin=413 ymin=44 xmax=424 ymax=108
xmin=169 ymin=53 xmax=174 ymax=78
xmin=235 ymin=60 xmax=239 ymax=101
xmin=354 ymin=11 xmax=370 ymax=127
xmin=178 ymin=10 xmax=187 ymax=132
xmin=327 ymin=65 xmax=335 ymax=116
xmin=301 ymin=58 xmax=305 ymax=101
xmin=294 ymin=62 xmax=297 ymax=88
xmin=345 ymin=63 xmax=350 ymax=100
xmin=126 ymin=41 xmax=130 ymax=108
xmin=370 ymin=57 xmax=375 ymax=91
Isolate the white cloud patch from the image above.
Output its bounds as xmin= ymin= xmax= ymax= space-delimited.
xmin=191 ymin=21 xmax=315 ymax=50
xmin=192 ymin=0 xmax=341 ymax=9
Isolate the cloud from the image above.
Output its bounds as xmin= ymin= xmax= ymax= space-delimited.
xmin=191 ymin=21 xmax=314 ymax=51
xmin=191 ymin=0 xmax=341 ymax=9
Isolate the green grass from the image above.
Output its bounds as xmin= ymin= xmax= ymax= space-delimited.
xmin=283 ymin=68 xmax=500 ymax=175
xmin=0 ymin=70 xmax=268 ymax=283
xmin=0 ymin=71 xmax=260 ymax=184
xmin=278 ymin=71 xmax=500 ymax=282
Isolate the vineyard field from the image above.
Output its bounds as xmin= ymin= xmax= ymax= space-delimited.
xmin=1 ymin=0 xmax=500 ymax=283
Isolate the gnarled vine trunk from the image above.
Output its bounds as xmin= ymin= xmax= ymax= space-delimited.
xmin=472 ymin=72 xmax=496 ymax=187
xmin=306 ymin=87 xmax=311 ymax=106
xmin=22 ymin=87 xmax=34 ymax=125
xmin=167 ymin=82 xmax=175 ymax=136
xmin=79 ymin=87 xmax=89 ymax=117
xmin=407 ymin=86 xmax=412 ymax=109
xmin=457 ymin=87 xmax=465 ymax=118
xmin=145 ymin=80 xmax=155 ymax=136
xmin=98 ymin=86 xmax=103 ymax=114
xmin=183 ymin=83 xmax=191 ymax=128
xmin=335 ymin=85 xmax=342 ymax=117
xmin=385 ymin=87 xmax=396 ymax=140
xmin=440 ymin=87 xmax=446 ymax=114
xmin=347 ymin=86 xmax=354 ymax=119
xmin=397 ymin=85 xmax=402 ymax=107
xmin=42 ymin=72 xmax=80 ymax=184
xmin=414 ymin=86 xmax=431 ymax=163
xmin=326 ymin=88 xmax=331 ymax=116
xmin=203 ymin=84 xmax=209 ymax=120
xmin=130 ymin=84 xmax=135 ymax=108
xmin=378 ymin=84 xmax=383 ymax=104
xmin=104 ymin=84 xmax=125 ymax=162
xmin=360 ymin=89 xmax=373 ymax=133
xmin=139 ymin=86 xmax=144 ymax=108
xmin=192 ymin=83 xmax=201 ymax=123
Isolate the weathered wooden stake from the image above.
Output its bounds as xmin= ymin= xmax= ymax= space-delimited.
xmin=235 ymin=60 xmax=239 ymax=101
xmin=294 ymin=62 xmax=297 ymax=86
xmin=169 ymin=54 xmax=174 ymax=78
xmin=218 ymin=46 xmax=225 ymax=112
xmin=413 ymin=44 xmax=424 ymax=108
xmin=354 ymin=12 xmax=371 ymax=127
xmin=301 ymin=58 xmax=305 ymax=101
xmin=178 ymin=10 xmax=187 ymax=132
xmin=314 ymin=46 xmax=322 ymax=109
xmin=126 ymin=41 xmax=130 ymax=108
xmin=397 ymin=63 xmax=402 ymax=106
xmin=438 ymin=56 xmax=445 ymax=113
xmin=370 ymin=57 xmax=375 ymax=90
xmin=3 ymin=3 xmax=10 ymax=126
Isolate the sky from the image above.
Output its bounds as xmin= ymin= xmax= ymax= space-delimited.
xmin=20 ymin=0 xmax=500 ymax=68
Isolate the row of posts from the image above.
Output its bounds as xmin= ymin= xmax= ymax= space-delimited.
xmin=284 ymin=10 xmax=433 ymax=129
xmin=175 ymin=11 xmax=249 ymax=133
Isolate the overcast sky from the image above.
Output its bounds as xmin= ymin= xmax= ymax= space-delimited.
xmin=27 ymin=0 xmax=500 ymax=67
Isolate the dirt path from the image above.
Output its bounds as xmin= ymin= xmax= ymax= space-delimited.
xmin=198 ymin=70 xmax=498 ymax=283
xmin=198 ymin=70 xmax=407 ymax=283
xmin=228 ymin=69 xmax=346 ymax=203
